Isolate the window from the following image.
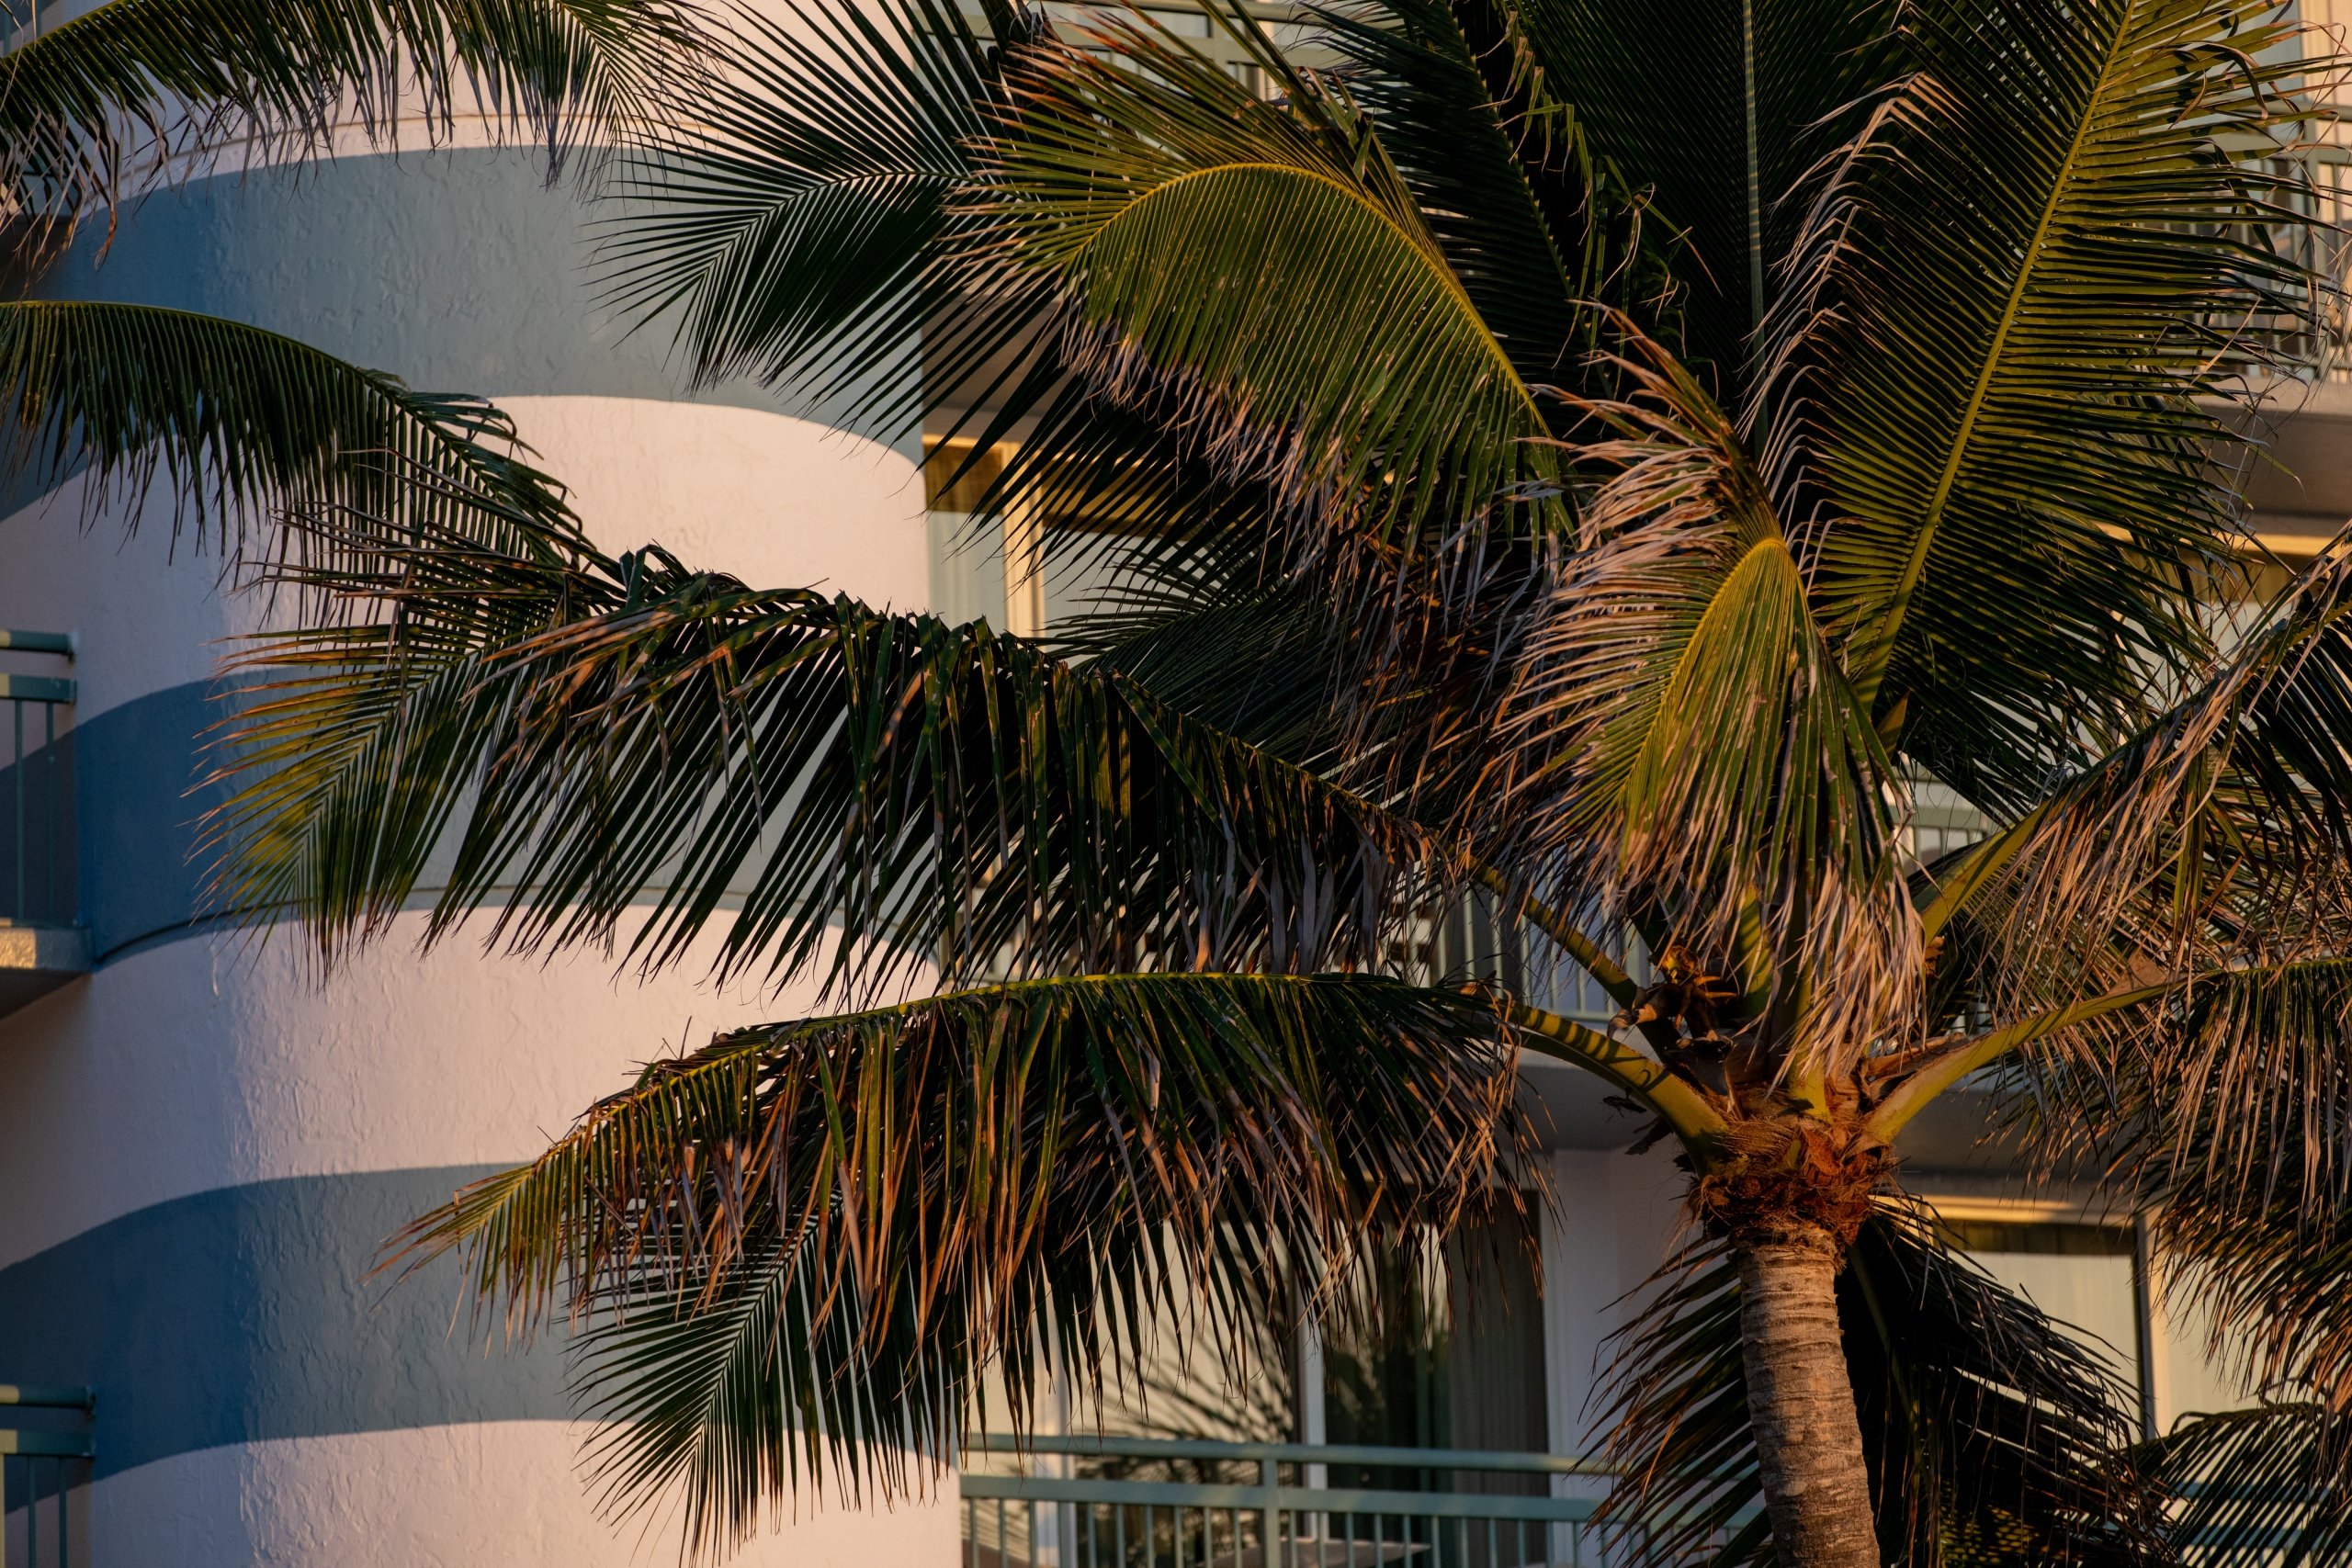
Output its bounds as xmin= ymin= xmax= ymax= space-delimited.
xmin=1930 ymin=1201 xmax=2256 ymax=1436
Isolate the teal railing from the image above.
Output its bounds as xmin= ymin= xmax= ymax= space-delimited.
xmin=1 ymin=1385 xmax=90 ymax=1568
xmin=961 ymin=1435 xmax=1620 ymax=1568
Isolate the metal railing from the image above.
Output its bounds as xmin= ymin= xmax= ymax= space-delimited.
xmin=961 ymin=1436 xmax=1624 ymax=1568
xmin=1 ymin=1385 xmax=90 ymax=1568
xmin=2278 ymin=139 xmax=2352 ymax=382
xmin=0 ymin=632 xmax=73 ymax=929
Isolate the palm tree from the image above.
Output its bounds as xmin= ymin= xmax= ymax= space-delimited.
xmin=52 ymin=0 xmax=2352 ymax=1560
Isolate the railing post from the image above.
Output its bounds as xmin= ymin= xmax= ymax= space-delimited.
xmin=1259 ymin=1456 xmax=1280 ymax=1568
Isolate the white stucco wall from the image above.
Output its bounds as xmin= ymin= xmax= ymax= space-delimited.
xmin=0 ymin=152 xmax=954 ymax=1561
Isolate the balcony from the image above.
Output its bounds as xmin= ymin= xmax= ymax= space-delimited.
xmin=960 ymin=1436 xmax=1644 ymax=1568
xmin=0 ymin=631 xmax=82 ymax=1019
xmin=1 ymin=1384 xmax=91 ymax=1568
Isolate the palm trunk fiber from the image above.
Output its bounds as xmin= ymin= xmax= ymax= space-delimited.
xmin=1734 ymin=1224 xmax=1879 ymax=1568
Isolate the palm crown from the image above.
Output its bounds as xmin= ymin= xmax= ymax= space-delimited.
xmin=14 ymin=0 xmax=2352 ymax=1560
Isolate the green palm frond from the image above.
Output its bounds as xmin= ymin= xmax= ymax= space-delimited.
xmin=1500 ymin=340 xmax=1910 ymax=1058
xmin=2149 ymin=1403 xmax=2352 ymax=1562
xmin=1052 ymin=544 xmax=1354 ymax=763
xmin=1496 ymin=0 xmax=1894 ymax=372
xmin=0 ymin=298 xmax=573 ymax=546
xmin=1763 ymin=0 xmax=2329 ymax=810
xmin=0 ymin=0 xmax=695 ymax=236
xmin=208 ymin=502 xmax=1444 ymax=988
xmin=593 ymin=0 xmax=1002 ymax=434
xmin=1598 ymin=1207 xmax=2158 ymax=1567
xmin=982 ymin=9 xmax=1560 ymax=552
xmin=1313 ymin=0 xmax=1589 ymax=386
xmin=389 ymin=970 xmax=1532 ymax=1555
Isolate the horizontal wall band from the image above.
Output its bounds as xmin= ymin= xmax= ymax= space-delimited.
xmin=31 ymin=147 xmax=908 ymax=438
xmin=0 ymin=909 xmax=817 ymax=1271
xmin=0 ymin=1167 xmax=568 ymax=1478
xmin=20 ymin=677 xmax=865 ymax=964
xmin=0 ymin=680 xmax=222 ymax=959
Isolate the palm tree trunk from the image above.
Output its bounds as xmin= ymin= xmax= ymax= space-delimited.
xmin=1734 ymin=1223 xmax=1879 ymax=1567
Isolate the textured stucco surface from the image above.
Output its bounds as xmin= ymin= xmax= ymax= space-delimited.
xmin=0 ymin=398 xmax=923 ymax=728
xmin=84 ymin=1423 xmax=958 ymax=1567
xmin=0 ymin=914 xmax=842 ymax=1270
xmin=0 ymin=1168 xmax=556 ymax=1474
xmin=0 ymin=116 xmax=951 ymax=1560
xmin=31 ymin=149 xmax=886 ymax=425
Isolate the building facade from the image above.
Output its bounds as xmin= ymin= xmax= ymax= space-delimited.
xmin=0 ymin=4 xmax=2344 ymax=1564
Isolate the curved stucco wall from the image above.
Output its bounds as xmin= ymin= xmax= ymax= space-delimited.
xmin=0 ymin=122 xmax=954 ymax=1563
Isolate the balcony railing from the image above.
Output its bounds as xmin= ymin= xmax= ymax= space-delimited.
xmin=0 ymin=1385 xmax=90 ymax=1568
xmin=0 ymin=632 xmax=82 ymax=1019
xmin=0 ymin=631 xmax=73 ymax=931
xmin=961 ymin=1435 xmax=1634 ymax=1568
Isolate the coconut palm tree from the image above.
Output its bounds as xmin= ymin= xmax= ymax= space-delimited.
xmin=61 ymin=0 xmax=2352 ymax=1560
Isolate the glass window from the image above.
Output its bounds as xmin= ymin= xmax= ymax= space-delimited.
xmin=1943 ymin=1218 xmax=2141 ymax=1389
xmin=1937 ymin=1209 xmax=2256 ymax=1436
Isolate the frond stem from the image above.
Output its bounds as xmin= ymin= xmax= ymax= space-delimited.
xmin=1471 ymin=863 xmax=1638 ymax=1009
xmin=1862 ymin=981 xmax=2170 ymax=1142
xmin=1917 ymin=801 xmax=2051 ymax=944
xmin=1505 ymin=999 xmax=1729 ymax=1155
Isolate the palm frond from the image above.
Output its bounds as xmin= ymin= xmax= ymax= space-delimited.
xmin=1598 ymin=1205 xmax=2158 ymax=1566
xmin=1498 ymin=338 xmax=1912 ymax=1064
xmin=593 ymin=0 xmax=1002 ymax=434
xmin=981 ymin=9 xmax=1560 ymax=554
xmin=2052 ymin=956 xmax=2352 ymax=1412
xmin=1495 ymin=0 xmax=1894 ymax=374
xmin=1052 ymin=550 xmax=1357 ymax=764
xmin=0 ymin=298 xmax=574 ymax=547
xmin=1922 ymin=536 xmax=2352 ymax=1046
xmin=1762 ymin=0 xmax=2333 ymax=809
xmin=207 ymin=501 xmax=1444 ymax=991
xmin=389 ymin=970 xmax=1532 ymax=1553
xmin=2149 ymin=1403 xmax=2352 ymax=1563
xmin=568 ymin=1233 xmax=962 ymax=1558
xmin=0 ymin=0 xmax=695 ymax=237
xmin=1312 ymin=0 xmax=1590 ymax=386
xmin=979 ymin=377 xmax=1564 ymax=832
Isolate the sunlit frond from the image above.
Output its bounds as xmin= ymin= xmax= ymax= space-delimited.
xmin=1929 ymin=537 xmax=2352 ymax=1033
xmin=982 ymin=10 xmax=1560 ymax=554
xmin=1499 ymin=338 xmax=1911 ymax=1061
xmin=1313 ymin=0 xmax=1589 ymax=384
xmin=1763 ymin=0 xmax=2334 ymax=809
xmin=390 ymin=971 xmax=1531 ymax=1554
